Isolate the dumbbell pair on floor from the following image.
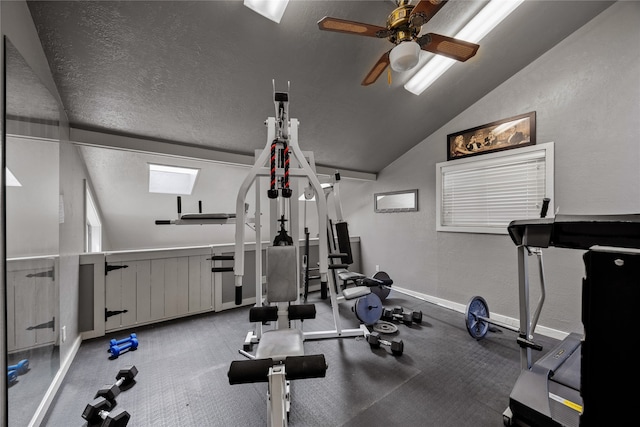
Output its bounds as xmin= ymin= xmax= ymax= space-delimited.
xmin=381 ymin=306 xmax=423 ymax=326
xmin=109 ymin=333 xmax=138 ymax=358
xmin=82 ymin=365 xmax=138 ymax=427
xmin=7 ymin=359 xmax=29 ymax=385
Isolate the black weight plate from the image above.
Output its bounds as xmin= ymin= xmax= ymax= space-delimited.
xmin=465 ymin=296 xmax=490 ymax=340
xmin=354 ymin=293 xmax=383 ymax=325
xmin=371 ymin=271 xmax=392 ymax=301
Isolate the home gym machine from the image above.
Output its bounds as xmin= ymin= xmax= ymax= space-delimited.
xmin=232 ymin=81 xmax=368 ymax=345
xmin=500 ymin=214 xmax=640 ymax=426
xmin=228 ymin=82 xmax=352 ymax=425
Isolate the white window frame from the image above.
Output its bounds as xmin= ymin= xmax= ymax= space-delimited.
xmin=436 ymin=141 xmax=554 ymax=234
xmin=85 ymin=180 xmax=103 ymax=252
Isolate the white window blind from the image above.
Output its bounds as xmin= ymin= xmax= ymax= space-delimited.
xmin=436 ymin=142 xmax=554 ymax=234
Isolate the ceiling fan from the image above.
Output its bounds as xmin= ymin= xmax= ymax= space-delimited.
xmin=318 ymin=0 xmax=480 ymax=86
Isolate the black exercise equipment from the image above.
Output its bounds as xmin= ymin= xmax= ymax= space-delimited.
xmin=82 ymin=397 xmax=130 ymax=427
xmin=501 ymin=214 xmax=640 ymax=427
xmin=273 ymin=215 xmax=293 ymax=246
xmin=366 ymin=331 xmax=404 ymax=356
xmin=95 ymin=366 xmax=138 ymax=406
xmin=381 ymin=306 xmax=423 ymax=326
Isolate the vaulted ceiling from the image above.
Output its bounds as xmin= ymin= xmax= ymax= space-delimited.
xmin=25 ymin=0 xmax=614 ymax=175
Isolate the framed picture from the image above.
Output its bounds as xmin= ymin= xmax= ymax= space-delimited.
xmin=447 ymin=111 xmax=536 ymax=160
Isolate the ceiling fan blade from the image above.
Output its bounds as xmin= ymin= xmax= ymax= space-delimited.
xmin=318 ymin=16 xmax=389 ymax=38
xmin=409 ymin=0 xmax=448 ymax=28
xmin=418 ymin=33 xmax=479 ymax=62
xmin=361 ymin=51 xmax=391 ymax=86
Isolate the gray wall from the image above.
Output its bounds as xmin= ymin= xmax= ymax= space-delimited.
xmin=347 ymin=2 xmax=640 ymax=336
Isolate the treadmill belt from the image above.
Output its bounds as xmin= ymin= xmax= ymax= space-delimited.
xmin=550 ymin=346 xmax=581 ymax=391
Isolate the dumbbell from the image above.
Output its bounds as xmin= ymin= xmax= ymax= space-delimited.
xmin=7 ymin=370 xmax=18 ymax=385
xmin=109 ymin=334 xmax=136 ymax=350
xmin=109 ymin=337 xmax=138 ymax=358
xmin=381 ymin=306 xmax=423 ymax=326
xmin=95 ymin=365 xmax=138 ymax=406
xmin=82 ymin=396 xmax=130 ymax=427
xmin=366 ymin=331 xmax=404 ymax=356
xmin=7 ymin=359 xmax=29 ymax=375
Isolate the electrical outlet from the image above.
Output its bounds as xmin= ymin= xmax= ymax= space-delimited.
xmin=375 ymin=265 xmax=380 ymax=272
xmin=61 ymin=326 xmax=66 ymax=343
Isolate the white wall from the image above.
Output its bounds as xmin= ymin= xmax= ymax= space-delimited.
xmin=5 ymin=136 xmax=59 ymax=257
xmin=347 ymin=2 xmax=640 ymax=335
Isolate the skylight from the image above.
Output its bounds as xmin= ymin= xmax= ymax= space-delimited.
xmin=244 ymin=0 xmax=289 ymax=24
xmin=148 ymin=163 xmax=199 ymax=195
xmin=6 ymin=168 xmax=22 ymax=187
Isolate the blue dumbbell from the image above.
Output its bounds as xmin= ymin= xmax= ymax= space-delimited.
xmin=109 ymin=333 xmax=137 ymax=350
xmin=7 ymin=370 xmax=17 ymax=384
xmin=8 ymin=359 xmax=29 ymax=375
xmin=109 ymin=337 xmax=139 ymax=358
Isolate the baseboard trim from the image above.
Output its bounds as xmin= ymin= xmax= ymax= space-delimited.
xmin=392 ymin=286 xmax=569 ymax=341
xmin=28 ymin=335 xmax=82 ymax=427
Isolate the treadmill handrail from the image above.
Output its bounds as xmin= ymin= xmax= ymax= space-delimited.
xmin=508 ymin=214 xmax=640 ymax=250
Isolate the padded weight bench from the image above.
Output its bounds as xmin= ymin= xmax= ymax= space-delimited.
xmin=228 ymin=246 xmax=327 ymax=426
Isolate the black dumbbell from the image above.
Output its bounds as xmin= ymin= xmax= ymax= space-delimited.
xmin=366 ymin=331 xmax=404 ymax=356
xmin=95 ymin=365 xmax=138 ymax=406
xmin=381 ymin=307 xmax=422 ymax=326
xmin=82 ymin=396 xmax=130 ymax=427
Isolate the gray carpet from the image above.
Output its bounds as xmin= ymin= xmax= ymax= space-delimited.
xmin=41 ymin=290 xmax=558 ymax=426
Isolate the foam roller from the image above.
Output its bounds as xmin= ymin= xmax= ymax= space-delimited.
xmin=285 ymin=354 xmax=327 ymax=380
xmin=228 ymin=358 xmax=274 ymax=385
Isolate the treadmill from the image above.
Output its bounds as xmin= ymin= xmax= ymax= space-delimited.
xmin=505 ymin=214 xmax=640 ymax=427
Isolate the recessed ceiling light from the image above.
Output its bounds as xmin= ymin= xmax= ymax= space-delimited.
xmin=6 ymin=168 xmax=21 ymax=187
xmin=405 ymin=0 xmax=524 ymax=95
xmin=148 ymin=163 xmax=199 ymax=195
xmin=244 ymin=0 xmax=289 ymax=24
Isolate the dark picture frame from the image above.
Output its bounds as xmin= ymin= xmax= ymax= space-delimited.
xmin=447 ymin=111 xmax=536 ymax=160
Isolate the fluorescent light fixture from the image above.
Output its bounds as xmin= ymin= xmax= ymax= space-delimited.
xmin=244 ymin=0 xmax=289 ymax=24
xmin=405 ymin=0 xmax=524 ymax=95
xmin=6 ymin=168 xmax=21 ymax=187
xmin=148 ymin=163 xmax=199 ymax=195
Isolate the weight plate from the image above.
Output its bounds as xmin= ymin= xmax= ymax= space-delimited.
xmin=465 ymin=296 xmax=490 ymax=340
xmin=373 ymin=321 xmax=398 ymax=334
xmin=371 ymin=271 xmax=392 ymax=301
xmin=354 ymin=293 xmax=383 ymax=325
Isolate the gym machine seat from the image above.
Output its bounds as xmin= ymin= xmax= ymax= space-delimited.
xmin=227 ymin=246 xmax=327 ymax=426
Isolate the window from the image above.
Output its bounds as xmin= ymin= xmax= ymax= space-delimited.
xmin=436 ymin=142 xmax=554 ymax=234
xmin=85 ymin=181 xmax=102 ymax=252
xmin=148 ymin=163 xmax=199 ymax=195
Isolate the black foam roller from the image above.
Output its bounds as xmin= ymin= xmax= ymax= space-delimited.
xmin=249 ymin=306 xmax=278 ymax=323
xmin=285 ymin=354 xmax=327 ymax=380
xmin=287 ymin=304 xmax=316 ymax=320
xmin=227 ymin=358 xmax=273 ymax=384
xmin=335 ymin=222 xmax=353 ymax=265
xmin=235 ymin=287 xmax=242 ymax=305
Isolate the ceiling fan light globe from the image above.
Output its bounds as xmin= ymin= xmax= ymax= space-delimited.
xmin=389 ymin=41 xmax=420 ymax=72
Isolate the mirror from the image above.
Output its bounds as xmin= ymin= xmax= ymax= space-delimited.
xmin=374 ymin=189 xmax=418 ymax=213
xmin=4 ymin=37 xmax=61 ymax=426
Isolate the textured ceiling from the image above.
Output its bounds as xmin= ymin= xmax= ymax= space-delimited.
xmin=25 ymin=0 xmax=614 ymax=174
